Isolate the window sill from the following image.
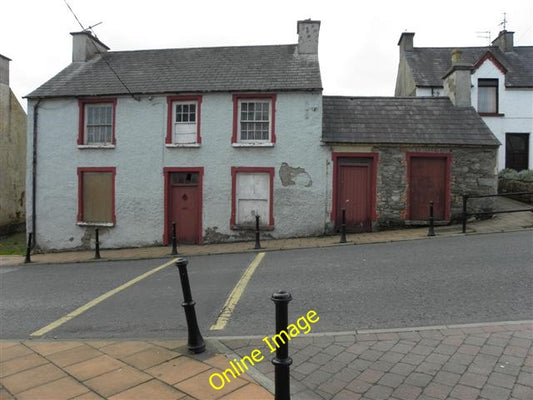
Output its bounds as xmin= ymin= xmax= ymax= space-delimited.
xmin=479 ymin=113 xmax=505 ymax=117
xmin=77 ymin=222 xmax=115 ymax=227
xmin=78 ymin=144 xmax=116 ymax=149
xmin=165 ymin=143 xmax=201 ymax=148
xmin=232 ymin=143 xmax=274 ymax=148
xmin=231 ymin=224 xmax=274 ymax=231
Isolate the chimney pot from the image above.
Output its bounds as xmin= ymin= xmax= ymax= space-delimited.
xmin=297 ymin=19 xmax=320 ymax=55
xmin=451 ymin=48 xmax=463 ymax=64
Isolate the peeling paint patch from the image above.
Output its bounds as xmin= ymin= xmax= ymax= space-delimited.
xmin=279 ymin=162 xmax=312 ymax=187
xmin=204 ymin=227 xmax=230 ymax=243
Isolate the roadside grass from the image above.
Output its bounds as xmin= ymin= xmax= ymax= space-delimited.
xmin=0 ymin=232 xmax=26 ymax=255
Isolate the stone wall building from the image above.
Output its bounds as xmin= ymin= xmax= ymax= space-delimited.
xmin=0 ymin=54 xmax=26 ymax=235
xmin=322 ymin=96 xmax=499 ymax=230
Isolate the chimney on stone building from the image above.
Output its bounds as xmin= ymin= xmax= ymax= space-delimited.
xmin=442 ymin=49 xmax=473 ymax=107
xmin=0 ymin=54 xmax=11 ymax=86
xmin=71 ymin=31 xmax=109 ymax=62
xmin=297 ymin=19 xmax=320 ymax=55
xmin=492 ymin=30 xmax=514 ymax=52
xmin=398 ymin=32 xmax=415 ymax=53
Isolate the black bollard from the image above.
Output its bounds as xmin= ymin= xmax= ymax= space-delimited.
xmin=340 ymin=208 xmax=347 ymax=243
xmin=427 ymin=201 xmax=435 ymax=237
xmin=254 ymin=215 xmax=261 ymax=250
xmin=462 ymin=194 xmax=468 ymax=234
xmin=176 ymin=258 xmax=205 ymax=353
xmin=24 ymin=232 xmax=32 ymax=264
xmin=171 ymin=222 xmax=178 ymax=255
xmin=94 ymin=228 xmax=101 ymax=259
xmin=271 ymin=291 xmax=293 ymax=400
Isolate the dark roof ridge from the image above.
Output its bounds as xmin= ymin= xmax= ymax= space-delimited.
xmin=323 ymin=95 xmax=450 ymax=100
xmin=103 ymin=43 xmax=296 ymax=55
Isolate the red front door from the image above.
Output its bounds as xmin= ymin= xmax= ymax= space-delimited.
xmin=409 ymin=157 xmax=447 ymax=220
xmin=169 ymin=172 xmax=200 ymax=244
xmin=337 ymin=160 xmax=373 ymax=232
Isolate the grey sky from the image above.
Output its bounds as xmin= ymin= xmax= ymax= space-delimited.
xmin=3 ymin=0 xmax=532 ymax=109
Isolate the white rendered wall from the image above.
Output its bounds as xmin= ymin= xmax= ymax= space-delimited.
xmin=470 ymin=61 xmax=532 ymax=170
xmin=26 ymin=92 xmax=329 ymax=250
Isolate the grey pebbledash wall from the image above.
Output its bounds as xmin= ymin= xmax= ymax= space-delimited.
xmin=374 ymin=145 xmax=498 ymax=229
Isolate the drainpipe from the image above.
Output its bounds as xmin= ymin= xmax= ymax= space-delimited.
xmin=31 ymin=98 xmax=41 ymax=248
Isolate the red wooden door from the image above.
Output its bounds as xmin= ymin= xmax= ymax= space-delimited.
xmin=170 ymin=174 xmax=199 ymax=244
xmin=338 ymin=163 xmax=372 ymax=232
xmin=409 ymin=157 xmax=446 ymax=220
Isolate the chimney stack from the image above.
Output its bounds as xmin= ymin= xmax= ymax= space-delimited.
xmin=71 ymin=31 xmax=109 ymax=62
xmin=492 ymin=30 xmax=514 ymax=52
xmin=442 ymin=49 xmax=473 ymax=107
xmin=398 ymin=32 xmax=415 ymax=53
xmin=0 ymin=54 xmax=10 ymax=86
xmin=297 ymin=20 xmax=320 ymax=55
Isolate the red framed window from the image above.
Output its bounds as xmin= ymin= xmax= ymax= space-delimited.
xmin=166 ymin=95 xmax=202 ymax=145
xmin=78 ymin=98 xmax=117 ymax=146
xmin=77 ymin=167 xmax=116 ymax=225
xmin=232 ymin=94 xmax=276 ymax=144
xmin=231 ymin=167 xmax=274 ymax=228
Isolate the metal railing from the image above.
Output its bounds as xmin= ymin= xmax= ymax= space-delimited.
xmin=462 ymin=192 xmax=533 ymax=233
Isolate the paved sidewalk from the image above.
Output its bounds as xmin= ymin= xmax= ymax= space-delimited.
xmin=0 ymin=339 xmax=273 ymax=400
xmin=220 ymin=321 xmax=533 ymax=400
xmin=1 ymin=204 xmax=532 ymax=266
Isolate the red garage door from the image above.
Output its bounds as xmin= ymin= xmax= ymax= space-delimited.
xmin=409 ymin=155 xmax=449 ymax=221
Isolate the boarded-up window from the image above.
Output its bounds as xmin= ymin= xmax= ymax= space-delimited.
xmin=81 ymin=171 xmax=114 ymax=223
xmin=235 ymin=172 xmax=270 ymax=226
xmin=173 ymin=101 xmax=198 ymax=144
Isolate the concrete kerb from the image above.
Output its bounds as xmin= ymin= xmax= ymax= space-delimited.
xmin=209 ymin=337 xmax=276 ymax=394
xmin=2 ymin=224 xmax=532 ymax=267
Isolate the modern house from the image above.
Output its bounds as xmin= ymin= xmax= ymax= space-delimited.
xmin=0 ymin=54 xmax=26 ymax=235
xmin=395 ymin=30 xmax=533 ymax=171
xmin=26 ymin=21 xmax=499 ymax=250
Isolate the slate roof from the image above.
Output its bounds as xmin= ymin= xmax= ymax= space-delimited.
xmin=27 ymin=44 xmax=322 ymax=98
xmin=405 ymin=46 xmax=533 ymax=88
xmin=322 ymin=96 xmax=500 ymax=146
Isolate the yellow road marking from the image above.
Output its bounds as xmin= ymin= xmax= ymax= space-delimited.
xmin=210 ymin=252 xmax=265 ymax=331
xmin=30 ymin=258 xmax=180 ymax=338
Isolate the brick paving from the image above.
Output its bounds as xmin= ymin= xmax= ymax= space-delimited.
xmin=0 ymin=339 xmax=273 ymax=400
xmin=220 ymin=321 xmax=533 ymax=400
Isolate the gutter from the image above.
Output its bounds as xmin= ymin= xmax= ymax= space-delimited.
xmin=31 ymin=99 xmax=41 ymax=248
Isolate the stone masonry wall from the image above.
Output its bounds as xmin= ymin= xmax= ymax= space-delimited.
xmin=374 ymin=145 xmax=498 ymax=228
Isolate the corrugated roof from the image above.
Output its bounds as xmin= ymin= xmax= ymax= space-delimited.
xmin=405 ymin=46 xmax=533 ymax=88
xmin=27 ymin=44 xmax=322 ymax=98
xmin=322 ymin=96 xmax=500 ymax=146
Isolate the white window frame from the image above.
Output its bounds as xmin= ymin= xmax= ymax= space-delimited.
xmin=237 ymin=99 xmax=272 ymax=143
xmin=84 ymin=103 xmax=114 ymax=145
xmin=172 ymin=100 xmax=198 ymax=144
